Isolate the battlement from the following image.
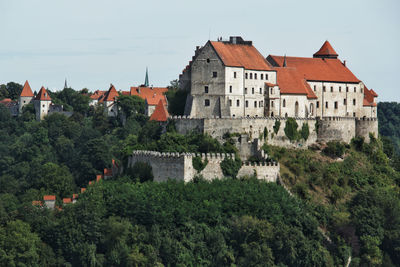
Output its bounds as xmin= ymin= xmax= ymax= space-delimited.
xmin=128 ymin=150 xmax=279 ymax=182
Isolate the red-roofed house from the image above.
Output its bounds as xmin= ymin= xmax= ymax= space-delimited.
xmin=43 ymin=195 xmax=56 ymax=209
xmin=63 ymin=198 xmax=72 ymax=204
xmin=130 ymin=86 xmax=168 ymax=116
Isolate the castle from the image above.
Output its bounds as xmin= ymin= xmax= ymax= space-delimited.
xmin=176 ymin=37 xmax=378 ymax=146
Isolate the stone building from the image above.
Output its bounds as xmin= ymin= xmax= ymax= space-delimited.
xmin=180 ymin=37 xmax=378 ymax=119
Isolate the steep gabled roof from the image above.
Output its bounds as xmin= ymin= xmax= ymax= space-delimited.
xmin=363 ymin=86 xmax=378 ymax=107
xmin=130 ymin=86 xmax=168 ymax=106
xmin=275 ymin=67 xmax=317 ymax=99
xmin=313 ymin=41 xmax=338 ymax=58
xmin=210 ymin=41 xmax=272 ymax=71
xmin=90 ymin=90 xmax=107 ymax=100
xmin=103 ymin=85 xmax=119 ymax=102
xmin=150 ymin=99 xmax=169 ymax=121
xmin=20 ymin=80 xmax=34 ymax=97
xmin=267 ymin=55 xmax=360 ymax=83
xmin=35 ymin=87 xmax=51 ymax=101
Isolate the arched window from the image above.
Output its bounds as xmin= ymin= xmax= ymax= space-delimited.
xmin=310 ymin=103 xmax=314 ymax=116
xmin=271 ymin=112 xmax=274 ymax=117
xmin=285 ymin=113 xmax=288 ymax=118
xmin=271 ymin=101 xmax=274 ymax=108
xmin=283 ymin=99 xmax=286 ymax=107
xmin=295 ymin=101 xmax=299 ymax=117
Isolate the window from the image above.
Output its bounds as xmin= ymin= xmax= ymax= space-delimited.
xmin=212 ymin=72 xmax=217 ymax=78
xmin=346 ymin=86 xmax=349 ymax=92
xmin=270 ymin=88 xmax=273 ymax=95
xmin=283 ymin=99 xmax=286 ymax=107
xmin=245 ymin=73 xmax=248 ymax=79
xmin=254 ymin=73 xmax=257 ymax=79
xmin=250 ymin=73 xmax=253 ymax=79
xmin=353 ymin=112 xmax=356 ymax=117
xmin=229 ymin=86 xmax=232 ymax=93
xmin=245 ymin=100 xmax=248 ymax=107
xmin=334 ymin=101 xmax=338 ymax=109
xmin=353 ymin=99 xmax=356 ymax=105
xmin=259 ymin=88 xmax=262 ymax=94
xmin=245 ymin=88 xmax=248 ymax=94
xmin=339 ymin=86 xmax=342 ymax=92
xmin=325 ymin=102 xmax=328 ymax=108
xmin=233 ymin=72 xmax=237 ymax=78
xmin=254 ymin=101 xmax=257 ymax=108
xmin=344 ymin=98 xmax=347 ymax=105
xmin=314 ymin=85 xmax=316 ymax=91
xmin=260 ymin=101 xmax=263 ymax=107
xmin=265 ymin=74 xmax=268 ymax=80
xmin=206 ymin=58 xmax=210 ymax=63
xmin=316 ymin=101 xmax=319 ymax=108
xmin=271 ymin=101 xmax=274 ymax=108
xmin=205 ymin=99 xmax=210 ymax=106
xmin=23 ymin=101 xmax=26 ymax=103
xmin=42 ymin=104 xmax=45 ymax=107
xmin=252 ymin=88 xmax=254 ymax=94
xmin=204 ymin=86 xmax=209 ymax=93
xmin=323 ymin=86 xmax=326 ymax=92
xmin=330 ymin=86 xmax=333 ymax=92
xmin=237 ymin=100 xmax=240 ymax=107
xmin=360 ymin=88 xmax=363 ymax=93
xmin=354 ymin=87 xmax=356 ymax=92
xmin=229 ymin=99 xmax=232 ymax=106
xmin=261 ymin=74 xmax=264 ymax=80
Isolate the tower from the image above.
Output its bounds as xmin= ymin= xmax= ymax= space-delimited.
xmin=34 ymin=87 xmax=52 ymax=120
xmin=144 ymin=67 xmax=149 ymax=87
xmin=19 ymin=80 xmax=34 ymax=113
xmin=313 ymin=40 xmax=338 ymax=59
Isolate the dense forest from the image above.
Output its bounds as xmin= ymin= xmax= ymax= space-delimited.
xmin=0 ymin=83 xmax=399 ymax=266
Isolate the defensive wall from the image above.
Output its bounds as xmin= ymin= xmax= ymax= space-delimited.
xmin=128 ymin=150 xmax=279 ymax=182
xmin=173 ymin=116 xmax=378 ymax=146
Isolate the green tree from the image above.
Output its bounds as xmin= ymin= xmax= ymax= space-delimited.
xmin=284 ymin=118 xmax=299 ymax=141
xmin=117 ymin=94 xmax=145 ymax=118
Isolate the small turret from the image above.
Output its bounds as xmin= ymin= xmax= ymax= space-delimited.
xmin=313 ymin=40 xmax=338 ymax=59
xmin=19 ymin=80 xmax=34 ymax=113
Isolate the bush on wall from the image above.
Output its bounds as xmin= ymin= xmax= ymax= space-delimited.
xmin=284 ymin=118 xmax=300 ymax=141
xmin=220 ymin=157 xmax=242 ymax=178
xmin=192 ymin=156 xmax=208 ymax=173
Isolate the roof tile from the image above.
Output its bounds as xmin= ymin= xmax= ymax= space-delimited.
xmin=150 ymin=99 xmax=169 ymax=122
xmin=20 ymin=80 xmax=34 ymax=97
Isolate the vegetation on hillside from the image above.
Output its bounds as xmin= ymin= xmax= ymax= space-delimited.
xmin=0 ymin=83 xmax=399 ymax=266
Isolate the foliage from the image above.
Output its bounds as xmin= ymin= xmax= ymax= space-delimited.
xmin=220 ymin=157 xmax=242 ymax=178
xmin=284 ymin=118 xmax=300 ymax=141
xmin=192 ymin=156 xmax=208 ymax=173
xmin=126 ymin=162 xmax=154 ymax=183
xmin=116 ymin=94 xmax=145 ymax=118
xmin=0 ymin=82 xmax=23 ymax=100
xmin=300 ymin=122 xmax=310 ymax=141
xmin=273 ymin=120 xmax=281 ymax=135
xmin=323 ymin=141 xmax=346 ymax=158
xmin=165 ymin=80 xmax=188 ymax=115
xmin=378 ymin=102 xmax=400 ymax=155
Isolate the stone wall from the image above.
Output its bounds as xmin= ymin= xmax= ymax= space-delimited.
xmin=356 ymin=117 xmax=378 ymax=142
xmin=127 ymin=150 xmax=279 ymax=182
xmin=317 ymin=117 xmax=356 ymax=144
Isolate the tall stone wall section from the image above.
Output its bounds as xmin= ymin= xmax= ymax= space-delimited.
xmin=174 ymin=116 xmax=378 ymax=146
xmin=128 ymin=150 xmax=279 ymax=182
xmin=174 ymin=116 xmax=317 ymax=148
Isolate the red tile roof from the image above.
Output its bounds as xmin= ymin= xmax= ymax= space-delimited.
xmin=104 ymin=168 xmax=113 ymax=176
xmin=63 ymin=198 xmax=72 ymax=204
xmin=265 ymin=83 xmax=277 ymax=87
xmin=72 ymin=194 xmax=78 ymax=199
xmin=90 ymin=90 xmax=106 ymax=100
xmin=96 ymin=174 xmax=103 ymax=181
xmin=313 ymin=41 xmax=338 ymax=58
xmin=81 ymin=188 xmax=86 ymax=193
xmin=43 ymin=195 xmax=56 ymax=201
xmin=20 ymin=80 xmax=34 ymax=97
xmin=129 ymin=87 xmax=168 ymax=106
xmin=103 ymin=85 xmax=119 ymax=102
xmin=35 ymin=87 xmax=51 ymax=101
xmin=267 ymin=55 xmax=360 ymax=83
xmin=363 ymin=87 xmax=378 ymax=107
xmin=210 ymin=41 xmax=272 ymax=71
xmin=89 ymin=181 xmax=94 ymax=185
xmin=0 ymin=98 xmax=16 ymax=107
xmin=150 ymin=99 xmax=169 ymax=122
xmin=275 ymin=67 xmax=317 ymax=99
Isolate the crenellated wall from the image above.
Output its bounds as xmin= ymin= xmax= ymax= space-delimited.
xmin=127 ymin=150 xmax=279 ymax=182
xmin=173 ymin=115 xmax=378 ymax=146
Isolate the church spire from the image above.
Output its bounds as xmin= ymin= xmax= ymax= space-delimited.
xmin=144 ymin=67 xmax=149 ymax=87
xmin=64 ymin=78 xmax=68 ymax=89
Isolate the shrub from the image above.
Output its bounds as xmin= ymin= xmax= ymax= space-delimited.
xmin=127 ymin=162 xmax=154 ymax=182
xmin=220 ymin=157 xmax=242 ymax=178
xmin=300 ymin=123 xmax=310 ymax=141
xmin=263 ymin=127 xmax=268 ymax=140
xmin=192 ymin=156 xmax=208 ymax=173
xmin=284 ymin=118 xmax=299 ymax=141
xmin=273 ymin=120 xmax=281 ymax=135
xmin=323 ymin=142 xmax=345 ymax=158
xmin=351 ymin=136 xmax=365 ymax=151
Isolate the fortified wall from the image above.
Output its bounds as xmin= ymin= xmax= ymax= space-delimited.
xmin=173 ymin=116 xmax=378 ymax=146
xmin=128 ymin=150 xmax=279 ymax=182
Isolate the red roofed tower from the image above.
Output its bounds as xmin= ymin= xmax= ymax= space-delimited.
xmin=19 ymin=80 xmax=34 ymax=113
xmin=313 ymin=41 xmax=338 ymax=59
xmin=150 ymin=99 xmax=169 ymax=122
xmin=34 ymin=87 xmax=52 ymax=121
xmin=103 ymin=84 xmax=119 ymax=117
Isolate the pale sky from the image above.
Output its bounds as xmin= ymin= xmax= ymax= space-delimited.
xmin=1 ymin=0 xmax=399 ymax=101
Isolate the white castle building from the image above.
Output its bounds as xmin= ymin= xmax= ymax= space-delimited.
xmin=180 ymin=36 xmax=377 ymax=119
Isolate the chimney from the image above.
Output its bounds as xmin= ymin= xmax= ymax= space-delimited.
xmin=343 ymin=60 xmax=346 ymax=67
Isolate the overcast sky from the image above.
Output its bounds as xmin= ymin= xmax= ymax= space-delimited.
xmin=1 ymin=0 xmax=399 ymax=101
